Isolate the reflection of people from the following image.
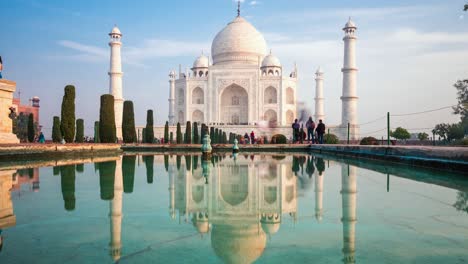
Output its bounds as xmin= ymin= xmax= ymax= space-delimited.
xmin=315 ymin=158 xmax=325 ymax=175
xmin=0 ymin=56 xmax=3 ymax=79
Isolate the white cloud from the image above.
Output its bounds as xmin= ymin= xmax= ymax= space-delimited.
xmin=249 ymin=1 xmax=259 ymax=6
xmin=57 ymin=39 xmax=210 ymax=67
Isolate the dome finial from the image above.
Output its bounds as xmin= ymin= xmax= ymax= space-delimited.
xmin=237 ymin=0 xmax=241 ymax=17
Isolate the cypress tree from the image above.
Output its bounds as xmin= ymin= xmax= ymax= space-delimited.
xmin=223 ymin=131 xmax=227 ymax=144
xmin=76 ymin=163 xmax=84 ymax=173
xmin=176 ymin=155 xmax=181 ymax=170
xmin=27 ymin=113 xmax=34 ymax=142
xmin=144 ymin=155 xmax=154 ymax=184
xmin=52 ymin=116 xmax=62 ymax=143
xmin=122 ymin=101 xmax=137 ymax=143
xmin=164 ymin=121 xmax=169 ymax=143
xmin=193 ymin=122 xmax=199 ymax=144
xmin=145 ymin=110 xmax=154 ymax=143
xmin=170 ymin=131 xmax=174 ymax=144
xmin=200 ymin=124 xmax=206 ymax=144
xmin=176 ymin=122 xmax=182 ymax=144
xmin=122 ymin=155 xmax=136 ymax=193
xmin=164 ymin=155 xmax=169 ymax=172
xmin=142 ymin=128 xmax=147 ymax=143
xmin=94 ymin=121 xmax=100 ymax=143
xmin=99 ymin=94 xmax=116 ymax=143
xmin=60 ymin=165 xmax=76 ymax=211
xmin=210 ymin=127 xmax=215 ymax=143
xmin=185 ymin=121 xmax=192 ymax=144
xmin=185 ymin=155 xmax=191 ymax=171
xmin=99 ymin=161 xmax=116 ymax=200
xmin=60 ymin=85 xmax=76 ymax=143
xmin=75 ymin=119 xmax=84 ymax=143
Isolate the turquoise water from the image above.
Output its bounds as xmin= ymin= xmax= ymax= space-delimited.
xmin=0 ymin=154 xmax=467 ymax=264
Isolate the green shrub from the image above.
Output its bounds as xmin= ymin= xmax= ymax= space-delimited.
xmin=75 ymin=119 xmax=84 ymax=143
xmin=271 ymin=134 xmax=287 ymax=144
xmin=99 ymin=94 xmax=116 ymax=143
xmin=60 ymin=85 xmax=76 ymax=143
xmin=170 ymin=131 xmax=173 ymax=144
xmin=145 ymin=110 xmax=154 ymax=143
xmin=360 ymin=136 xmax=378 ymax=145
xmin=324 ymin=133 xmax=339 ymax=144
xmin=52 ymin=116 xmax=62 ymax=143
xmin=122 ymin=101 xmax=137 ymax=143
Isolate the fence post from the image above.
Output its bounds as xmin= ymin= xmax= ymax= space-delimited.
xmin=387 ymin=112 xmax=390 ymax=146
xmin=347 ymin=123 xmax=350 ymax=145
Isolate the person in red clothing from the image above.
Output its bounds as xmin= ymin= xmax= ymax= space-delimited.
xmin=250 ymin=131 xmax=255 ymax=144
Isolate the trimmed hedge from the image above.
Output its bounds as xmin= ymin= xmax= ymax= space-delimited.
xmin=185 ymin=121 xmax=192 ymax=144
xmin=324 ymin=133 xmax=339 ymax=144
xmin=360 ymin=136 xmax=379 ymax=145
xmin=145 ymin=110 xmax=154 ymax=143
xmin=271 ymin=134 xmax=287 ymax=144
xmin=164 ymin=121 xmax=169 ymax=143
xmin=99 ymin=94 xmax=116 ymax=143
xmin=122 ymin=101 xmax=137 ymax=143
xmin=52 ymin=116 xmax=62 ymax=143
xmin=176 ymin=122 xmax=182 ymax=144
xmin=75 ymin=119 xmax=84 ymax=143
xmin=27 ymin=113 xmax=34 ymax=142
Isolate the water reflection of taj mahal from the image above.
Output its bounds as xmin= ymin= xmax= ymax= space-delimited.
xmin=167 ymin=155 xmax=357 ymax=264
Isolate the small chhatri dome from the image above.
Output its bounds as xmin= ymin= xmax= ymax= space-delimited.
xmin=211 ymin=16 xmax=268 ymax=65
xmin=110 ymin=25 xmax=122 ymax=35
xmin=193 ymin=54 xmax=209 ymax=68
xmin=316 ymin=66 xmax=324 ymax=74
xmin=344 ymin=17 xmax=357 ymax=29
xmin=261 ymin=51 xmax=281 ymax=68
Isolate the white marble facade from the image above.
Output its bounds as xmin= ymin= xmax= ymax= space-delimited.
xmin=169 ymin=15 xmax=297 ymax=127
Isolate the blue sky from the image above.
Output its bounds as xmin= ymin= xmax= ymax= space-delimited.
xmin=2 ymin=0 xmax=468 ymax=137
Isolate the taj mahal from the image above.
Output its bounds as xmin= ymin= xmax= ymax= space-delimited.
xmin=107 ymin=4 xmax=360 ymax=140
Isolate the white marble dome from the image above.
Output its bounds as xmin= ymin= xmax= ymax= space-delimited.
xmin=193 ymin=54 xmax=209 ymax=68
xmin=211 ymin=16 xmax=268 ymax=65
xmin=261 ymin=52 xmax=281 ymax=68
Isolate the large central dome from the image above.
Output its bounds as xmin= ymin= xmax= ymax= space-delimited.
xmin=211 ymin=16 xmax=268 ymax=65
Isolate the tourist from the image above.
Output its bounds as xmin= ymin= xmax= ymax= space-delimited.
xmin=38 ymin=132 xmax=45 ymax=144
xmin=244 ymin=133 xmax=250 ymax=144
xmin=316 ymin=119 xmax=326 ymax=144
xmin=250 ymin=131 xmax=255 ymax=144
xmin=0 ymin=56 xmax=3 ymax=79
xmin=292 ymin=119 xmax=300 ymax=143
xmin=306 ymin=117 xmax=315 ymax=143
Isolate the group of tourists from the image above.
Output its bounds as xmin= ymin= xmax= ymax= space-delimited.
xmin=292 ymin=117 xmax=326 ymax=144
xmin=243 ymin=131 xmax=256 ymax=144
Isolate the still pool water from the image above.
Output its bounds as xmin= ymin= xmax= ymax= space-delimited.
xmin=0 ymin=154 xmax=467 ymax=264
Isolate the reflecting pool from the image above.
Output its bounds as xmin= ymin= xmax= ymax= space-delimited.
xmin=0 ymin=154 xmax=467 ymax=263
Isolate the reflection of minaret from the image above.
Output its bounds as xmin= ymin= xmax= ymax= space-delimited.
xmin=314 ymin=169 xmax=324 ymax=222
xmin=110 ymin=158 xmax=123 ymax=262
xmin=341 ymin=164 xmax=357 ymax=264
xmin=168 ymin=163 xmax=176 ymax=219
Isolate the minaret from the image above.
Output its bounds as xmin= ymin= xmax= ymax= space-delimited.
xmin=340 ymin=164 xmax=357 ymax=264
xmin=341 ymin=18 xmax=359 ymax=140
xmin=168 ymin=71 xmax=176 ymax=125
xmin=314 ymin=67 xmax=325 ymax=122
xmin=314 ymin=169 xmax=324 ymax=222
xmin=108 ymin=26 xmax=124 ymax=140
xmin=109 ymin=158 xmax=123 ymax=262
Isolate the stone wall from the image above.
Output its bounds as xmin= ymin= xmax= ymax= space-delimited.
xmin=0 ymin=80 xmax=19 ymax=143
